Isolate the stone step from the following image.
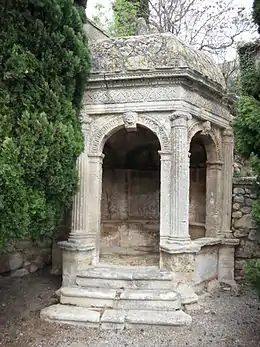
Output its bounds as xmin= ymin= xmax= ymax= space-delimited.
xmin=60 ymin=287 xmax=181 ymax=311
xmin=41 ymin=304 xmax=192 ymax=329
xmin=77 ymin=265 xmax=173 ymax=290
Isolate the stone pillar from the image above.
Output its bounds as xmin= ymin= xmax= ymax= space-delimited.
xmin=221 ymin=127 xmax=234 ymax=236
xmin=86 ymin=154 xmax=104 ymax=264
xmin=205 ymin=161 xmax=223 ymax=237
xmin=68 ymin=151 xmax=93 ymax=246
xmin=59 ymin=118 xmax=96 ymax=285
xmin=159 ymin=151 xmax=172 ymax=242
xmin=168 ymin=111 xmax=191 ymax=244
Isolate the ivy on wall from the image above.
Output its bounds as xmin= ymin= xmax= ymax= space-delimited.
xmin=233 ymin=0 xmax=260 ymax=296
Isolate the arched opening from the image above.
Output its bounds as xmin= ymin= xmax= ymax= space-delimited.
xmin=100 ymin=126 xmax=161 ymax=266
xmin=189 ymin=133 xmax=207 ymax=239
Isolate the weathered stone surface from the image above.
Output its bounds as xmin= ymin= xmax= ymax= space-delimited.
xmin=232 ymin=211 xmax=242 ymax=219
xmin=9 ymin=252 xmax=23 ymax=270
xmin=234 ymin=215 xmax=253 ymax=229
xmin=11 ymin=268 xmax=29 ymax=277
xmin=236 ymin=240 xmax=260 ymax=258
xmin=40 ymin=304 xmax=100 ymax=327
xmin=125 ymin=309 xmax=192 ymax=327
xmin=90 ymin=34 xmax=225 ymax=87
xmin=240 ymin=207 xmax=251 ymax=214
xmin=233 ymin=188 xmax=245 ymax=194
xmin=248 ymin=230 xmax=260 ymax=242
xmin=233 ymin=195 xmax=244 ymax=203
xmin=232 ymin=203 xmax=240 ymax=211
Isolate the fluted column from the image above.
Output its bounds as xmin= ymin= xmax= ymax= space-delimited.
xmin=168 ymin=111 xmax=191 ymax=244
xmin=159 ymin=151 xmax=172 ymax=242
xmin=205 ymin=161 xmax=223 ymax=237
xmin=86 ymin=154 xmax=104 ymax=264
xmin=221 ymin=127 xmax=234 ymax=236
xmin=68 ymin=119 xmax=93 ymax=246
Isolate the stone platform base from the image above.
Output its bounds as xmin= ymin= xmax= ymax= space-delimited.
xmin=41 ymin=265 xmax=195 ymax=329
xmin=41 ymin=305 xmax=192 ymax=329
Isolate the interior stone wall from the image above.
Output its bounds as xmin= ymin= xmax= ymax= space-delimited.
xmin=101 ymin=169 xmax=160 ymax=256
xmin=100 ymin=127 xmax=160 ymax=257
xmin=232 ymin=177 xmax=260 ymax=280
xmin=189 ymin=134 xmax=207 ymax=239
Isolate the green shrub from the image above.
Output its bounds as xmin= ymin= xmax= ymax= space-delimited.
xmin=0 ymin=0 xmax=91 ymax=249
xmin=244 ymin=260 xmax=260 ymax=298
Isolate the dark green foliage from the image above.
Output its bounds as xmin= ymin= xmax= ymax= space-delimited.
xmin=0 ymin=0 xmax=91 ymax=249
xmin=244 ymin=259 xmax=260 ymax=298
xmin=129 ymin=0 xmax=149 ymax=22
xmin=111 ymin=0 xmax=149 ymax=36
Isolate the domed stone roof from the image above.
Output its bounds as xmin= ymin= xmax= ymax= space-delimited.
xmin=90 ymin=33 xmax=225 ymax=88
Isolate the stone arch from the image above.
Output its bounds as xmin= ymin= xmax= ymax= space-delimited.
xmin=188 ymin=120 xmax=222 ymax=162
xmin=89 ymin=114 xmax=171 ymax=154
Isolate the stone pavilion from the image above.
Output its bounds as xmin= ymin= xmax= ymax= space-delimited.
xmin=41 ymin=31 xmax=239 ymax=328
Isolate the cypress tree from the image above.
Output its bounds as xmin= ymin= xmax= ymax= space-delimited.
xmin=0 ymin=0 xmax=91 ymax=249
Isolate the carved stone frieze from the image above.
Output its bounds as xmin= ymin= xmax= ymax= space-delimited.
xmin=84 ymin=85 xmax=177 ymax=105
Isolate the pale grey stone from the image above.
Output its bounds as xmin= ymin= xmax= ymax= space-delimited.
xmin=233 ymin=188 xmax=245 ymax=194
xmin=240 ymin=206 xmax=252 ymax=214
xmin=9 ymin=252 xmax=23 ymax=271
xmin=40 ymin=304 xmax=100 ymax=327
xmin=232 ymin=211 xmax=242 ymax=219
xmin=234 ymin=214 xmax=253 ymax=229
xmin=248 ymin=230 xmax=260 ymax=242
xmin=245 ymin=198 xmax=253 ymax=207
xmin=29 ymin=264 xmax=38 ymax=273
xmin=232 ymin=203 xmax=240 ymax=211
xmin=11 ymin=268 xmax=29 ymax=277
xmin=125 ymin=309 xmax=192 ymax=327
xmin=233 ymin=195 xmax=244 ymax=203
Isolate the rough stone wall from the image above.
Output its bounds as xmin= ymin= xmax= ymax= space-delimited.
xmin=232 ymin=177 xmax=260 ymax=280
xmin=0 ymin=241 xmax=52 ymax=277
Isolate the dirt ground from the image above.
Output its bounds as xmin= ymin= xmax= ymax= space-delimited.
xmin=0 ymin=267 xmax=260 ymax=347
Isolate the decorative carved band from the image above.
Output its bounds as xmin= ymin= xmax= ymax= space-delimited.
xmin=88 ymin=114 xmax=171 ymax=153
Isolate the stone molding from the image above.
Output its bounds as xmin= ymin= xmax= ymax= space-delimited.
xmin=88 ymin=114 xmax=171 ymax=154
xmin=188 ymin=119 xmax=222 ymax=161
xmin=170 ymin=110 xmax=192 ymax=127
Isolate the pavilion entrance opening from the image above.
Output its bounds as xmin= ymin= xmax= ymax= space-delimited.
xmin=100 ymin=126 xmax=161 ymax=266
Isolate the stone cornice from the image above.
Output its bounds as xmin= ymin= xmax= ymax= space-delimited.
xmin=87 ymin=68 xmax=226 ymax=100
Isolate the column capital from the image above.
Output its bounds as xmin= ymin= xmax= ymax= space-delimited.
xmin=158 ymin=151 xmax=172 ymax=161
xmin=88 ymin=153 xmax=105 ymax=164
xmin=170 ymin=110 xmax=192 ymax=127
xmin=223 ymin=126 xmax=234 ymax=139
xmin=206 ymin=161 xmax=224 ymax=170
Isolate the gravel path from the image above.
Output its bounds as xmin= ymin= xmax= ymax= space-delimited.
xmin=0 ymin=267 xmax=260 ymax=347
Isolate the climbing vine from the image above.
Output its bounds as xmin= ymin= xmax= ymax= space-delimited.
xmin=233 ymin=0 xmax=260 ymax=297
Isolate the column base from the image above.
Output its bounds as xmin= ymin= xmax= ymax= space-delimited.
xmin=68 ymin=231 xmax=96 ymax=246
xmin=167 ymin=235 xmax=191 ymax=245
xmin=58 ymin=241 xmax=95 ymax=286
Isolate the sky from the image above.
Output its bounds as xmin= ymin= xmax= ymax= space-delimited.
xmin=86 ymin=0 xmax=254 ymax=18
xmin=86 ymin=0 xmax=256 ymax=60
